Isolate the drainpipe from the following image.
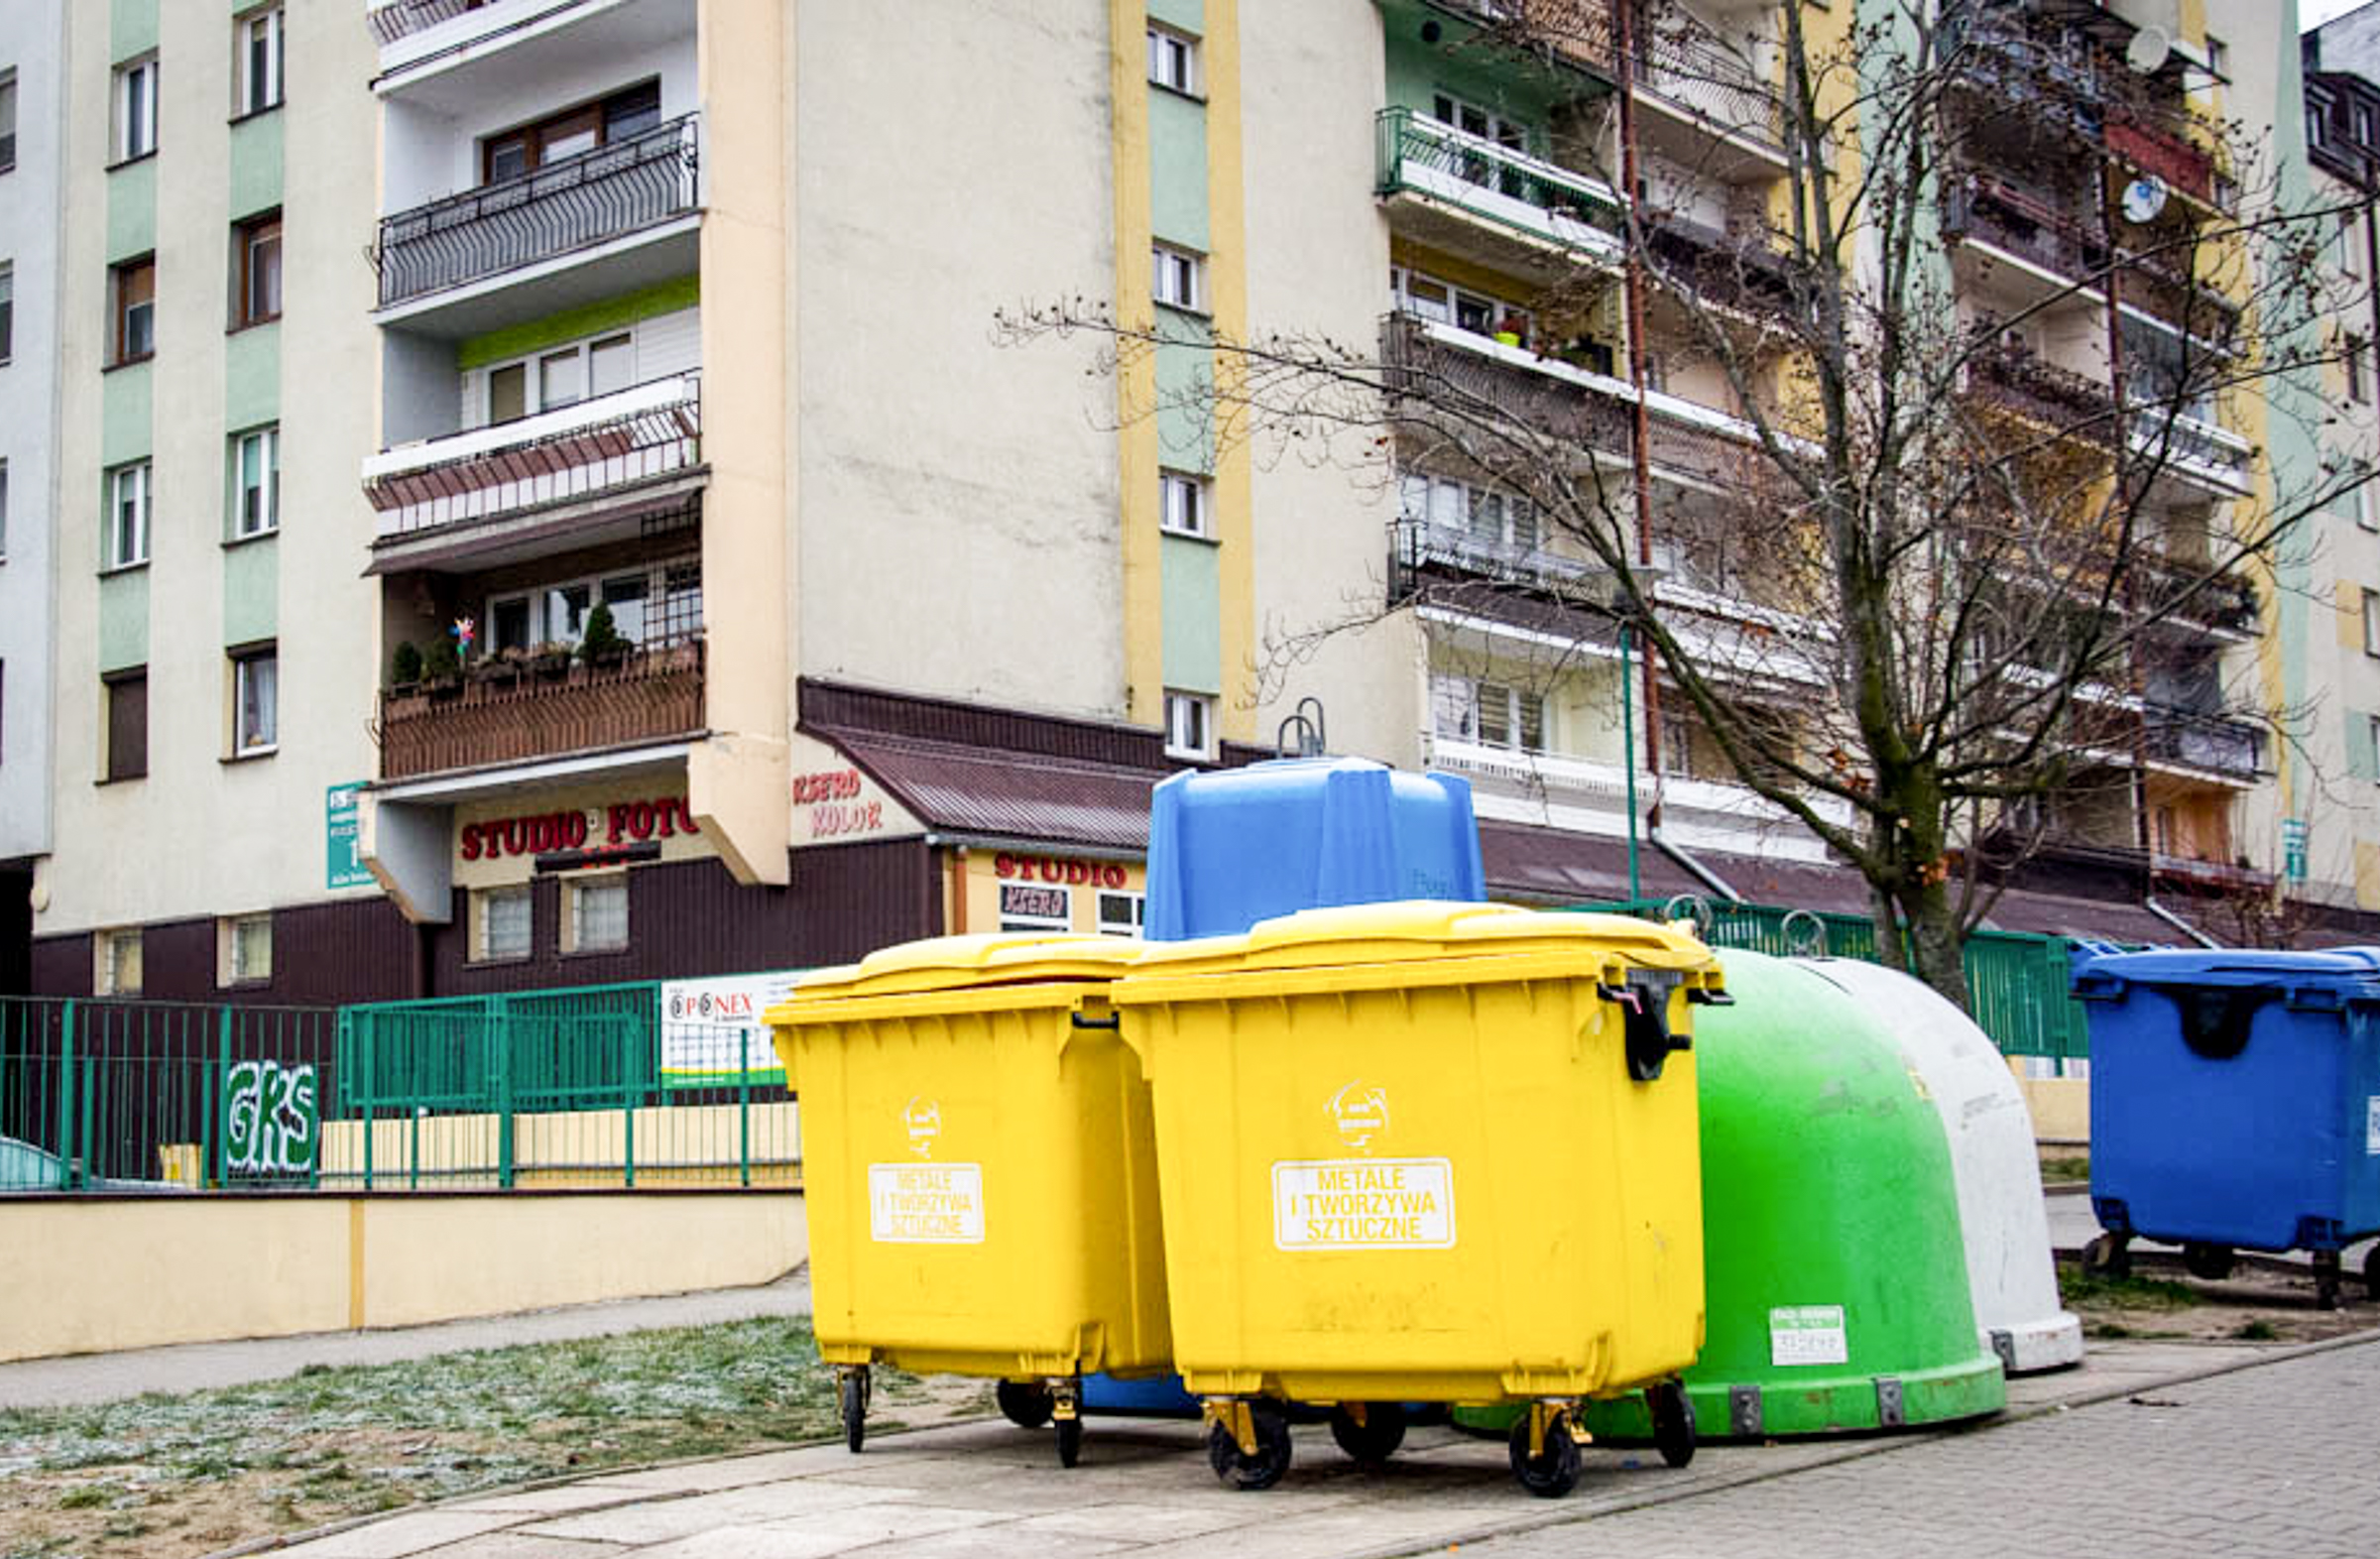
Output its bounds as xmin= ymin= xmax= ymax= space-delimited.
xmin=1650 ymin=820 xmax=1743 ymax=902
xmin=2142 ymin=890 xmax=2219 ymax=947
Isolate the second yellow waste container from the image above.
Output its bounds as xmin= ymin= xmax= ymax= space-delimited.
xmin=1110 ymin=901 xmax=1723 ymax=1496
xmin=765 ymin=933 xmax=1169 ymax=1468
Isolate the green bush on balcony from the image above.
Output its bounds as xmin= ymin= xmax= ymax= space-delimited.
xmin=390 ymin=641 xmax=424 ymax=689
xmin=578 ymin=603 xmax=632 ymax=666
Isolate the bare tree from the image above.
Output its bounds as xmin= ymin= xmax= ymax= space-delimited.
xmin=1000 ymin=0 xmax=2364 ymax=1004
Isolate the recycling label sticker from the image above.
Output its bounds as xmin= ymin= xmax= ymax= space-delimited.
xmin=2367 ymin=1095 xmax=2379 ymax=1156
xmin=1272 ymin=1158 xmax=1455 ymax=1251
xmin=868 ymin=1162 xmax=985 ymax=1244
xmin=1769 ymin=1304 xmax=1849 ymax=1367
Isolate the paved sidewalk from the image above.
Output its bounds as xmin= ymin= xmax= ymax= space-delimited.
xmin=0 ymin=1269 xmax=811 ymax=1410
xmin=232 ymin=1333 xmax=2376 ymax=1559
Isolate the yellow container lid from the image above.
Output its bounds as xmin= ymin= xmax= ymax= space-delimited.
xmin=1118 ymin=900 xmax=1719 ymax=984
xmin=765 ymin=931 xmax=1143 ymax=1026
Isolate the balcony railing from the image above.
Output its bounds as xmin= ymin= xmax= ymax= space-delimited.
xmin=1944 ymin=176 xmax=2107 ymax=285
xmin=1383 ymin=312 xmax=1637 ymax=455
xmin=2141 ymin=705 xmax=2262 ymax=780
xmin=377 ymin=639 xmax=706 ymax=780
xmin=367 ymin=0 xmax=502 ymax=46
xmin=1392 ymin=517 xmax=1598 ymax=594
xmin=2129 ymin=407 xmax=2253 ymax=492
xmin=363 ymin=373 xmax=703 ymax=541
xmin=2104 ymin=113 xmax=2214 ymax=206
xmin=1966 ymin=340 xmax=2116 ymax=436
xmin=1632 ymin=20 xmax=1784 ymax=151
xmin=1943 ymin=6 xmax=2106 ymax=140
xmin=1374 ymin=107 xmax=1623 ymax=258
xmin=2138 ymin=555 xmax=2257 ymax=637
xmin=1645 ymin=216 xmax=1799 ymax=318
xmin=373 ymin=114 xmax=699 ymax=308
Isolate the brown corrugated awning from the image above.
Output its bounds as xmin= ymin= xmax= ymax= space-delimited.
xmin=818 ymin=730 xmax=1171 ymax=854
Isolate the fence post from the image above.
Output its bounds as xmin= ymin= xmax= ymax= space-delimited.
xmin=56 ymin=1000 xmax=76 ymax=1191
xmin=622 ymin=1019 xmax=637 ymax=1189
xmin=355 ymin=1012 xmax=375 ymax=1193
xmin=493 ymin=999 xmax=515 ymax=1190
xmin=215 ymin=1006 xmax=235 ymax=1187
xmin=739 ymin=1049 xmax=752 ymax=1189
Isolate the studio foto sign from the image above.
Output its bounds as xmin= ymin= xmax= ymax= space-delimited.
xmin=458 ymin=794 xmax=699 ymax=865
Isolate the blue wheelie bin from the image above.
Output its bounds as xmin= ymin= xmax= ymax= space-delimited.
xmin=2071 ymin=947 xmax=2380 ymax=1306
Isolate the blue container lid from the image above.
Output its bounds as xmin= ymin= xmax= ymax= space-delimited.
xmin=2072 ymin=946 xmax=2380 ymax=1005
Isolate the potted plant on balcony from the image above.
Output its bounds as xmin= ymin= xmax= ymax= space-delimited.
xmin=577 ymin=603 xmax=632 ymax=671
xmin=421 ymin=636 xmax=465 ymax=700
xmin=532 ymin=640 xmax=576 ymax=681
xmin=384 ymin=642 xmax=429 ymax=720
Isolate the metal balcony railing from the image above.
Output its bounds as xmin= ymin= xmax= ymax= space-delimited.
xmin=2141 ymin=704 xmax=2263 ymax=779
xmin=1942 ymin=4 xmax=2106 ymax=139
xmin=2137 ymin=556 xmax=2258 ymax=636
xmin=1382 ymin=311 xmax=1638 ymax=457
xmin=378 ymin=639 xmax=706 ymax=780
xmin=367 ymin=0 xmax=506 ymax=47
xmin=1944 ymin=176 xmax=2107 ymax=285
xmin=1631 ymin=20 xmax=1784 ymax=150
xmin=1966 ymin=340 xmax=2116 ymax=436
xmin=363 ymin=372 xmax=703 ymax=540
xmin=1374 ymin=107 xmax=1623 ymax=255
xmin=373 ymin=114 xmax=699 ymax=308
xmin=1391 ymin=517 xmax=1597 ymax=594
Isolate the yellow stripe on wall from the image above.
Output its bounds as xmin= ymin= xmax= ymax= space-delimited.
xmin=1205 ymin=0 xmax=1256 ymax=743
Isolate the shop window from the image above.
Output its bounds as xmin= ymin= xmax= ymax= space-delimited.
xmin=233 ymin=426 xmax=279 ymax=538
xmin=103 ymin=668 xmax=147 ymax=781
xmin=998 ymin=881 xmax=1071 ymax=933
xmin=475 ymin=886 xmax=533 ymax=962
xmin=232 ymin=646 xmax=278 ymax=755
xmin=1164 ymin=689 xmax=1214 ymax=760
xmin=481 ymin=80 xmax=660 ymax=184
xmin=566 ymin=875 xmax=630 ymax=953
xmin=95 ymin=928 xmax=143 ymax=996
xmin=221 ymin=912 xmax=273 ymax=986
xmin=233 ymin=213 xmax=281 ymax=328
xmin=1097 ymin=892 xmax=1145 ymax=938
xmin=1159 ymin=470 xmax=1211 ymax=539
xmin=114 ymin=57 xmax=157 ymax=163
xmin=112 ymin=257 xmax=155 ymax=364
xmin=1147 ymin=26 xmax=1199 ymax=95
xmin=236 ymin=6 xmax=284 ymax=117
xmin=1152 ymin=243 xmax=1205 ymax=312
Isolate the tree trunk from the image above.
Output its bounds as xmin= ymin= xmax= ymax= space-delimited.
xmin=1899 ymin=877 xmax=1971 ymax=1011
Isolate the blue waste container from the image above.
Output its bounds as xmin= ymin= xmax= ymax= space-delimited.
xmin=1143 ymin=758 xmax=1483 ymax=941
xmin=2071 ymin=947 xmax=2380 ymax=1306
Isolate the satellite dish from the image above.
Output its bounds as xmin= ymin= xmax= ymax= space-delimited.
xmin=2122 ymin=176 xmax=2170 ymax=224
xmin=2126 ymin=27 xmax=2172 ymax=75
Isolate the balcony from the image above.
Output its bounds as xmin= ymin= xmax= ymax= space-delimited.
xmin=1383 ymin=311 xmax=1637 ymax=457
xmin=377 ymin=639 xmax=706 ymax=781
xmin=368 ymin=0 xmax=506 ymax=45
xmin=362 ymin=373 xmax=703 ymax=560
xmin=1630 ymin=18 xmax=1786 ymax=165
xmin=2141 ymin=704 xmax=2263 ymax=782
xmin=1644 ymin=216 xmax=1799 ymax=319
xmin=1392 ymin=516 xmax=1599 ymax=594
xmin=1943 ymin=7 xmax=2106 ymax=142
xmin=373 ymin=114 xmax=699 ymax=311
xmin=2130 ymin=408 xmax=2253 ymax=496
xmin=1944 ymin=176 xmax=2106 ymax=290
xmin=1965 ymin=340 xmax=2115 ymax=437
xmin=1374 ymin=106 xmax=1624 ymax=272
xmin=2137 ymin=556 xmax=2258 ymax=639
xmin=2104 ymin=112 xmax=2214 ymax=207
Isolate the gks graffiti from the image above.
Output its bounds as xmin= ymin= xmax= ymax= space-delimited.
xmin=226 ymin=1060 xmax=319 ymax=1176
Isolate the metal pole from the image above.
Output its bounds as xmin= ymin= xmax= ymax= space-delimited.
xmin=56 ymin=1001 xmax=75 ymax=1192
xmin=1622 ymin=623 xmax=1642 ymax=900
xmin=1612 ymin=0 xmax=1666 ymax=799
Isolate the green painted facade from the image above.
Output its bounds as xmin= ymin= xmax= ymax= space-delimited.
xmin=101 ymin=364 xmax=153 ymax=467
xmin=1146 ymin=0 xmax=1203 ymax=34
xmin=97 ymin=569 xmax=150 ymax=675
xmin=225 ymin=325 xmax=280 ymax=433
xmin=456 ymin=275 xmax=702 ymax=371
xmin=1379 ymin=12 xmax=1566 ymax=152
xmin=2267 ymin=9 xmax=2324 ymax=827
xmin=105 ymin=157 xmax=156 ymax=263
xmin=228 ymin=109 xmax=284 ymax=220
xmin=1148 ymin=91 xmax=1212 ymax=251
xmin=109 ymin=0 xmax=157 ymax=60
xmin=1151 ymin=310 xmax=1215 ymax=471
xmin=222 ymin=538 xmax=278 ymax=648
xmin=1160 ymin=533 xmax=1223 ymax=693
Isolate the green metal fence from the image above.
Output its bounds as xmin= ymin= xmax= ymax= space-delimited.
xmin=1582 ymin=897 xmax=2093 ymax=1060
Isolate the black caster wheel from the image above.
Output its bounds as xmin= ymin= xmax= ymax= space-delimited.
xmin=1055 ymin=1414 xmax=1084 ymax=1469
xmin=2316 ymin=1252 xmax=2343 ymax=1312
xmin=1647 ymin=1379 xmax=1696 ymax=1469
xmin=1207 ymin=1401 xmax=1292 ymax=1491
xmin=1327 ymin=1402 xmax=1406 ymax=1465
xmin=2183 ymin=1243 xmax=2235 ymax=1280
xmin=2081 ymin=1232 xmax=2131 ymax=1280
xmin=996 ymin=1379 xmax=1054 ymax=1430
xmin=839 ymin=1370 xmax=869 ymax=1454
xmin=2363 ymin=1243 xmax=2378 ymax=1301
xmin=1507 ymin=1411 xmax=1583 ymax=1499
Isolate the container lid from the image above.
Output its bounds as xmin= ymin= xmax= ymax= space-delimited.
xmin=2072 ymin=945 xmax=2380 ymax=1001
xmin=1120 ymin=899 xmax=1719 ymax=983
xmin=771 ymin=932 xmax=1142 ymax=1010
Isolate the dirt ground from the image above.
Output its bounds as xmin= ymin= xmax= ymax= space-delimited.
xmin=2059 ymin=1254 xmax=2380 ymax=1345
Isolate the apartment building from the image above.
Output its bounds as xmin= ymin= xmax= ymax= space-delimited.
xmin=17 ymin=0 xmax=2363 ymax=1005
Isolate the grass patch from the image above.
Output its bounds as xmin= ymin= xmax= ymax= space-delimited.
xmin=2037 ymin=1154 xmax=2089 ymax=1183
xmin=2057 ymin=1263 xmax=2202 ymax=1311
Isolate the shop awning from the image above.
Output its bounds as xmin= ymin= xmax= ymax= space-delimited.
xmin=816 ymin=731 xmax=1170 ymax=855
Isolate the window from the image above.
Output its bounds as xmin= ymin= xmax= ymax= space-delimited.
xmin=2355 ymin=336 xmax=2373 ymax=407
xmin=236 ymin=7 xmax=284 ymax=117
xmin=1097 ymin=891 xmax=1145 ymax=938
xmin=481 ymin=80 xmax=660 ymax=184
xmin=0 ymin=69 xmax=16 ymax=173
xmin=233 ymin=427 xmax=279 ymax=538
xmin=112 ymin=258 xmax=155 ymax=364
xmin=96 ymin=928 xmax=143 ymax=996
xmin=0 ymin=459 xmax=8 ymax=556
xmin=484 ymin=331 xmax=634 ymax=422
xmin=2204 ymin=36 xmax=2227 ymax=81
xmin=223 ymin=913 xmax=273 ymax=986
xmin=486 ymin=553 xmax=701 ymax=655
xmin=0 ymin=260 xmax=12 ymax=359
xmin=476 ymin=886 xmax=533 ymax=961
xmin=104 ymin=669 xmax=147 ymax=781
xmin=566 ymin=875 xmax=629 ymax=952
xmin=1147 ymin=26 xmax=1199 ymax=95
xmin=1432 ymin=674 xmax=1546 ymax=752
xmin=232 ymin=647 xmax=278 ymax=754
xmin=234 ymin=213 xmax=281 ymax=327
xmin=1400 ymin=473 xmax=1538 ymax=552
xmin=2370 ymin=714 xmax=2380 ymax=783
xmin=106 ymin=462 xmax=150 ymax=569
xmin=1390 ymin=266 xmax=1528 ymax=344
xmin=2358 ymin=483 xmax=2377 ymax=533
xmin=2364 ymin=589 xmax=2380 ymax=658
xmin=114 ymin=58 xmax=158 ymax=162
xmin=997 ymin=882 xmax=1071 ymax=933
xmin=1152 ymin=244 xmax=1205 ymax=312
xmin=1159 ymin=470 xmax=1211 ymax=539
xmin=1430 ymin=91 xmax=1527 ymax=154
xmin=1164 ymin=689 xmax=1214 ymax=759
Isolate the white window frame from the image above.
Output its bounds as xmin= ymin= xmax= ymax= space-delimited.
xmin=1152 ymin=243 xmax=1206 ymax=313
xmin=1097 ymin=890 xmax=1146 ymax=938
xmin=107 ymin=462 xmax=151 ymax=570
xmin=485 ymin=551 xmax=700 ymax=657
xmin=1390 ymin=265 xmax=1528 ymax=342
xmin=1431 ymin=673 xmax=1547 ymax=754
xmin=233 ymin=648 xmax=278 ymax=755
xmin=1159 ymin=469 xmax=1212 ymax=539
xmin=0 ymin=69 xmax=17 ymax=174
xmin=2364 ymin=589 xmax=2380 ymax=658
xmin=475 ymin=885 xmax=533 ymax=962
xmin=2357 ymin=483 xmax=2378 ymax=533
xmin=565 ymin=873 xmax=630 ymax=953
xmin=96 ymin=927 xmax=144 ymax=996
xmin=1400 ymin=472 xmax=1538 ymax=551
xmin=237 ymin=6 xmax=285 ymax=117
xmin=1164 ymin=689 xmax=1215 ymax=760
xmin=1146 ymin=25 xmax=1200 ymax=96
xmin=115 ymin=57 xmax=158 ymax=163
xmin=0 ymin=260 xmax=12 ymax=362
xmin=1429 ymin=90 xmax=1528 ymax=155
xmin=222 ymin=912 xmax=274 ymax=986
xmin=234 ymin=426 xmax=279 ymax=539
xmin=1 ymin=458 xmax=9 ymax=559
xmin=997 ymin=881 xmax=1072 ymax=933
xmin=479 ymin=329 xmax=637 ymax=425
xmin=2370 ymin=714 xmax=2380 ymax=783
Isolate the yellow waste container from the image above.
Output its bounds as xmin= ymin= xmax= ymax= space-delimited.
xmin=765 ymin=933 xmax=1169 ymax=1468
xmin=1109 ymin=901 xmax=1723 ymax=1496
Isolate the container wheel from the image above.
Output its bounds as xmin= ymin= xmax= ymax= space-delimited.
xmin=996 ymin=1379 xmax=1053 ymax=1430
xmin=1055 ymin=1414 xmax=1084 ymax=1469
xmin=1207 ymin=1401 xmax=1292 ymax=1491
xmin=839 ymin=1370 xmax=869 ymax=1455
xmin=2315 ymin=1251 xmax=2343 ymax=1311
xmin=1647 ymin=1379 xmax=1696 ymax=1469
xmin=2364 ymin=1244 xmax=2379 ymax=1301
xmin=2081 ymin=1232 xmax=2131 ymax=1280
xmin=2183 ymin=1243 xmax=2235 ymax=1280
xmin=1507 ymin=1412 xmax=1583 ymax=1499
xmin=1328 ymin=1402 xmax=1406 ymax=1465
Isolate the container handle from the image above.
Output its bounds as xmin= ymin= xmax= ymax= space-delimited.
xmin=1602 ymin=982 xmax=1690 ymax=1082
xmin=2170 ymin=987 xmax=2268 ymax=1061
